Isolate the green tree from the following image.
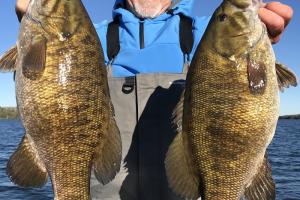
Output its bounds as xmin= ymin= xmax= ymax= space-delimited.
xmin=0 ymin=107 xmax=19 ymax=119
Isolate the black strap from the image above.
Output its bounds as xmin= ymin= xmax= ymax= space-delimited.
xmin=107 ymin=18 xmax=120 ymax=61
xmin=179 ymin=14 xmax=194 ymax=56
xmin=106 ymin=14 xmax=194 ymax=61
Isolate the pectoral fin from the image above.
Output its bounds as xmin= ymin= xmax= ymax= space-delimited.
xmin=7 ymin=133 xmax=48 ymax=187
xmin=247 ymin=55 xmax=267 ymax=95
xmin=275 ymin=62 xmax=298 ymax=91
xmin=0 ymin=45 xmax=17 ymax=72
xmin=21 ymin=35 xmax=46 ymax=80
xmin=243 ymin=154 xmax=275 ymax=200
xmin=165 ymin=132 xmax=200 ymax=199
xmin=93 ymin=117 xmax=122 ymax=185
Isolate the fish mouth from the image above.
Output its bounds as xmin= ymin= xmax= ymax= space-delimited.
xmin=230 ymin=32 xmax=251 ymax=38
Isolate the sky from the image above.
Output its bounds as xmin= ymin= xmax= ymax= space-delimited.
xmin=0 ymin=0 xmax=299 ymax=115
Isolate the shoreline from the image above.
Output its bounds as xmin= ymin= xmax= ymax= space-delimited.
xmin=0 ymin=107 xmax=299 ymax=120
xmin=0 ymin=107 xmax=18 ymax=120
xmin=279 ymin=114 xmax=300 ymax=120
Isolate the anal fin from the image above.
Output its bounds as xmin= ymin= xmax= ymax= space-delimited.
xmin=243 ymin=154 xmax=276 ymax=200
xmin=0 ymin=45 xmax=17 ymax=72
xmin=93 ymin=117 xmax=122 ymax=185
xmin=276 ymin=62 xmax=298 ymax=91
xmin=7 ymin=133 xmax=48 ymax=187
xmin=165 ymin=132 xmax=200 ymax=199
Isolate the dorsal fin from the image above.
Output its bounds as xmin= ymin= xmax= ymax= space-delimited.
xmin=243 ymin=154 xmax=276 ymax=200
xmin=7 ymin=133 xmax=48 ymax=187
xmin=0 ymin=45 xmax=17 ymax=72
xmin=275 ymin=62 xmax=298 ymax=91
xmin=172 ymin=89 xmax=185 ymax=132
xmin=93 ymin=116 xmax=122 ymax=185
xmin=166 ymin=90 xmax=201 ymax=199
xmin=165 ymin=132 xmax=200 ymax=199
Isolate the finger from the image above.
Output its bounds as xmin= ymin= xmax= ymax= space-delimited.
xmin=15 ymin=0 xmax=29 ymax=22
xmin=270 ymin=35 xmax=281 ymax=44
xmin=16 ymin=0 xmax=29 ymax=13
xmin=259 ymin=8 xmax=284 ymax=38
xmin=264 ymin=2 xmax=293 ymax=27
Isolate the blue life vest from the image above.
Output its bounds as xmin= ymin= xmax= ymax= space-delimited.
xmin=94 ymin=0 xmax=210 ymax=77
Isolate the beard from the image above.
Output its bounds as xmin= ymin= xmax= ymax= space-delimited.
xmin=127 ymin=0 xmax=171 ymax=18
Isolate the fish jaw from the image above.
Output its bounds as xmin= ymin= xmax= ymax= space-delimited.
xmin=202 ymin=0 xmax=265 ymax=59
xmin=26 ymin=0 xmax=92 ymax=43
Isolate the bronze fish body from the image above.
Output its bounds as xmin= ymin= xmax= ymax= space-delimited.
xmin=0 ymin=0 xmax=121 ymax=199
xmin=165 ymin=0 xmax=297 ymax=199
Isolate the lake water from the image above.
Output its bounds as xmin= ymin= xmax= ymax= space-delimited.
xmin=0 ymin=119 xmax=299 ymax=200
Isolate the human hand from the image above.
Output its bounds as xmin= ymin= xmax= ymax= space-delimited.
xmin=15 ymin=0 xmax=30 ymax=22
xmin=259 ymin=2 xmax=293 ymax=44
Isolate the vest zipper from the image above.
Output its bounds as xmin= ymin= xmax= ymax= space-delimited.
xmin=139 ymin=20 xmax=145 ymax=49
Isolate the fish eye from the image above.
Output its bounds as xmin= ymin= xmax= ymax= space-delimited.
xmin=218 ymin=13 xmax=228 ymax=22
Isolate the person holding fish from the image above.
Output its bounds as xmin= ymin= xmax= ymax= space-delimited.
xmin=13 ymin=0 xmax=294 ymax=199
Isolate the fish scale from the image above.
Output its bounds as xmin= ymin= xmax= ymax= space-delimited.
xmin=16 ymin=6 xmax=106 ymax=199
xmin=0 ymin=0 xmax=122 ymax=199
xmin=186 ymin=36 xmax=279 ymax=199
xmin=165 ymin=0 xmax=297 ymax=199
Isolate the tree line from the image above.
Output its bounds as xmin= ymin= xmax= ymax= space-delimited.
xmin=0 ymin=107 xmax=18 ymax=119
xmin=279 ymin=114 xmax=300 ymax=119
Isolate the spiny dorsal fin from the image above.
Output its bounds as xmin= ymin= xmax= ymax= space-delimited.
xmin=21 ymin=35 xmax=47 ymax=80
xmin=172 ymin=89 xmax=185 ymax=133
xmin=243 ymin=154 xmax=276 ymax=200
xmin=276 ymin=62 xmax=298 ymax=91
xmin=165 ymin=132 xmax=200 ymax=199
xmin=93 ymin=117 xmax=122 ymax=185
xmin=0 ymin=45 xmax=17 ymax=72
xmin=168 ymin=89 xmax=200 ymax=199
xmin=7 ymin=133 xmax=48 ymax=187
